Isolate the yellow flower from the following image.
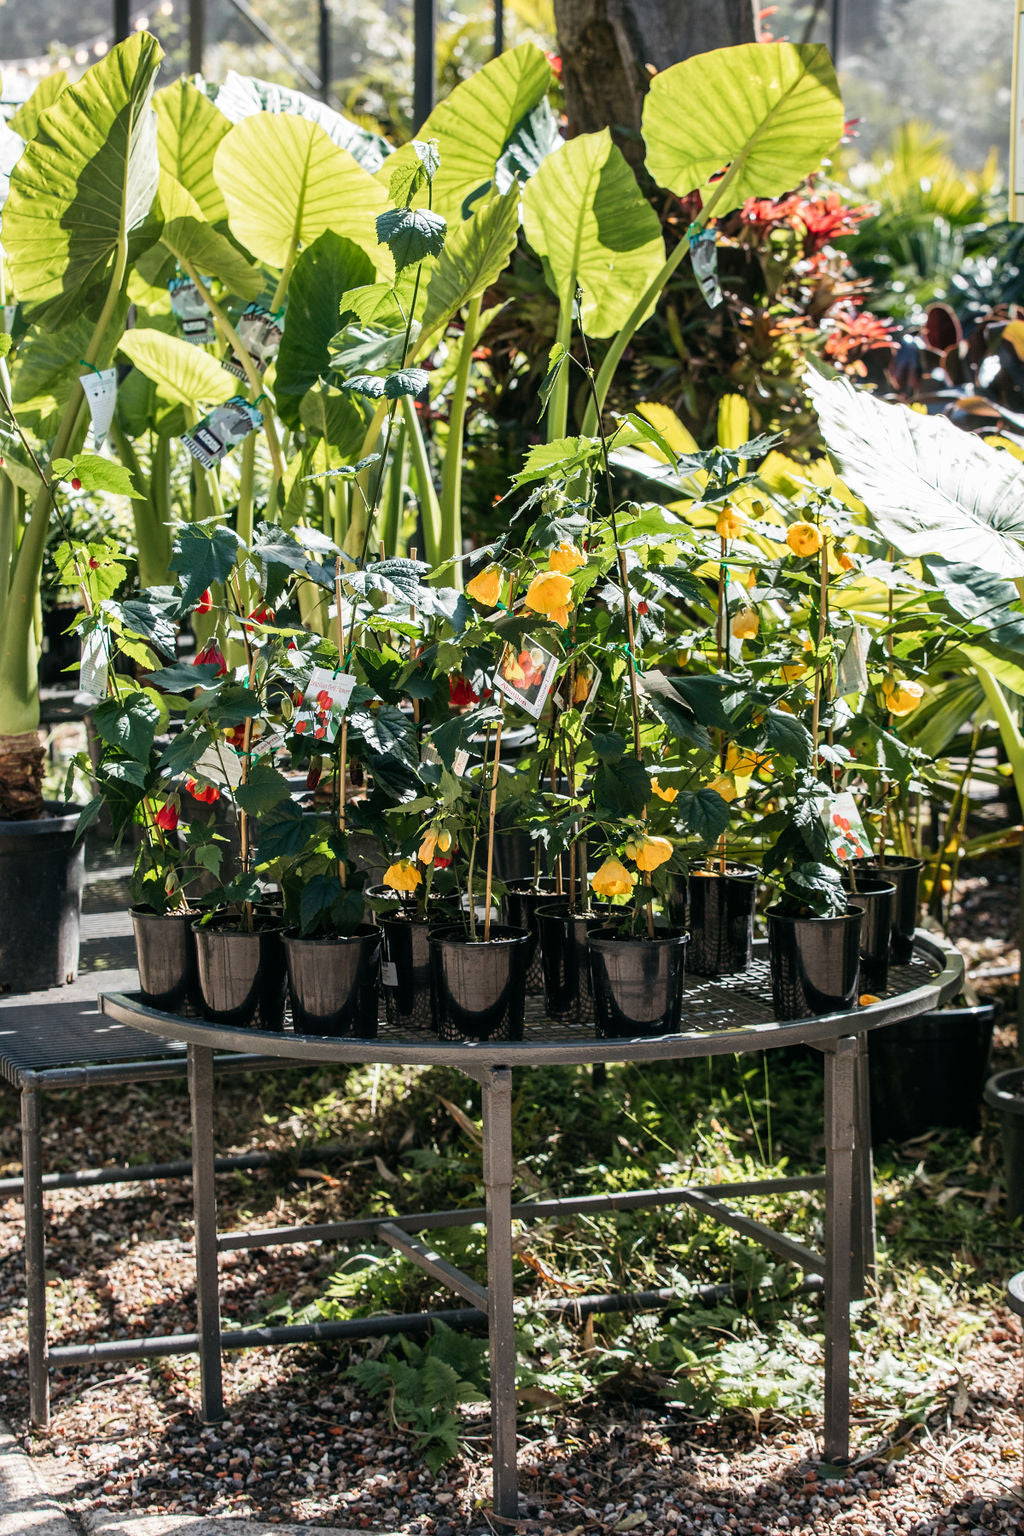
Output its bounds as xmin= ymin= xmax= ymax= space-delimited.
xmin=745 ymin=567 xmax=758 ymax=591
xmin=724 ymin=745 xmax=772 ymax=778
xmin=631 ymin=835 xmax=673 ymax=873
xmin=650 ymin=778 xmax=678 ymax=804
xmin=716 ymin=507 xmax=745 ymax=540
xmin=418 ymin=828 xmax=453 ymax=864
xmin=524 ymin=570 xmax=573 ymax=628
xmin=838 ymin=551 xmax=855 ymax=572
xmin=708 ymin=775 xmax=737 ymax=803
xmin=676 ymin=649 xmax=691 ymax=667
xmin=383 ymin=859 xmax=422 ymax=893
xmin=548 ymin=542 xmax=586 ymax=574
xmin=731 ymin=607 xmax=759 ymax=641
xmin=466 ymin=565 xmax=502 ymax=607
xmin=786 ymin=521 xmax=824 ymax=557
xmin=780 ymin=661 xmax=808 ymax=683
xmin=883 ymin=676 xmax=924 ymax=716
xmin=591 ymin=858 xmax=634 ymax=899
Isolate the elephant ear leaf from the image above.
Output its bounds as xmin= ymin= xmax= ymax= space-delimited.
xmin=154 ymin=77 xmax=231 ymax=223
xmin=4 ymin=32 xmax=163 ymax=327
xmin=157 ymin=175 xmax=263 ymax=300
xmin=807 ymin=368 xmax=1024 ymax=579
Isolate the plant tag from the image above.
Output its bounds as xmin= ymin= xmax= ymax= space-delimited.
xmin=420 ymin=741 xmax=441 ymax=767
xmin=293 ymin=667 xmax=356 ymax=744
xmin=492 ymin=635 xmax=558 ymax=719
xmin=224 ymin=304 xmax=283 ymax=379
xmin=689 ymin=227 xmax=722 ymax=309
xmin=182 ymin=397 xmax=263 ymax=469
xmin=2 ymin=303 xmax=15 ymax=333
xmin=836 ymin=625 xmax=869 ymax=696
xmin=169 ymin=275 xmax=215 ymax=343
xmin=193 ymin=743 xmax=244 ymax=789
xmin=822 ymin=790 xmax=871 ymax=864
xmin=253 ymin=726 xmax=287 ymax=758
xmin=452 ymin=748 xmax=470 ymax=776
xmin=80 ymin=367 xmax=118 ymax=450
xmin=79 ymin=629 xmax=108 ymax=700
xmin=381 ymin=961 xmax=399 ymax=988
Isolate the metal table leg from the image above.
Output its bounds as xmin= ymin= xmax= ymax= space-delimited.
xmin=482 ymin=1065 xmax=518 ymax=1519
xmin=20 ymin=1083 xmax=49 ymax=1427
xmin=188 ymin=1044 xmax=224 ymax=1423
xmin=850 ymin=1033 xmax=876 ymax=1299
xmin=823 ymin=1035 xmax=857 ymax=1463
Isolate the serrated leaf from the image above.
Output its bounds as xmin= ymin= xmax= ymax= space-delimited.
xmin=763 ymin=708 xmax=813 ymax=765
xmin=676 ymin=788 xmax=731 ymax=845
xmin=234 ymin=762 xmax=293 ymax=816
xmin=376 ymin=206 xmax=447 ymax=271
xmin=93 ymin=690 xmax=160 ymax=762
xmin=146 ymin=661 xmax=223 ymax=692
xmin=170 ymin=524 xmax=242 ymax=611
xmin=594 ymin=756 xmax=650 ymax=816
xmin=63 ymin=452 xmax=141 ymax=500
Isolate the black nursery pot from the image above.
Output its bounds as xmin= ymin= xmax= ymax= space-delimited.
xmin=131 ymin=906 xmax=200 ymax=1014
xmin=535 ymin=903 xmax=611 ymax=1026
xmin=0 ymin=803 xmax=84 ymax=993
xmin=766 ymin=906 xmax=863 ymax=1020
xmin=871 ymin=1003 xmax=996 ymax=1144
xmin=858 ymin=857 xmax=923 ymax=964
xmin=284 ymin=926 xmax=381 ymax=1038
xmin=502 ymin=878 xmax=559 ymax=996
xmin=842 ymin=875 xmax=896 ymax=994
xmin=193 ymin=919 xmax=287 ymax=1031
xmin=984 ymin=1066 xmax=1024 ymax=1222
xmin=687 ymin=865 xmax=757 ymax=977
xmin=428 ymin=924 xmax=530 ymax=1042
xmin=380 ymin=912 xmax=457 ymax=1030
xmin=663 ymin=871 xmax=687 ymax=930
xmin=588 ymin=928 xmax=689 ymax=1039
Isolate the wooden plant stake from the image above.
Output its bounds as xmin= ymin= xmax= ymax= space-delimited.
xmin=334 ymin=557 xmax=348 ymax=888
xmin=483 ymin=713 xmax=504 ymax=942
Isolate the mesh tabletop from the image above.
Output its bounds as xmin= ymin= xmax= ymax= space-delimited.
xmin=0 ymin=983 xmax=188 ymax=1087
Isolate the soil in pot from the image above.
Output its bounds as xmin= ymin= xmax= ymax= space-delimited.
xmin=858 ymin=856 xmax=923 ymax=964
xmin=502 ymin=878 xmax=559 ymax=996
xmin=193 ymin=918 xmax=287 ymax=1031
xmin=766 ymin=906 xmax=863 ymax=1020
xmin=871 ymin=1003 xmax=996 ymax=1144
xmin=687 ymin=865 xmax=757 ymax=977
xmin=131 ymin=906 xmax=201 ymax=1014
xmin=984 ymin=1066 xmax=1024 ymax=1222
xmin=428 ymin=923 xmax=530 ymax=1041
xmin=536 ymin=903 xmax=612 ymax=1026
xmin=0 ymin=803 xmax=84 ymax=993
xmin=379 ymin=911 xmax=457 ymax=1030
xmin=588 ymin=927 xmax=689 ymax=1039
xmin=843 ymin=875 xmax=896 ymax=994
xmin=284 ymin=926 xmax=381 ymax=1038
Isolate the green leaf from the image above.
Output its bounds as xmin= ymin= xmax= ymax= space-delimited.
xmin=349 ymin=704 xmax=420 ymax=769
xmin=495 ymin=96 xmax=561 ymax=191
xmin=275 ymin=230 xmax=375 ymax=429
xmin=153 ymin=78 xmax=230 ymax=223
xmin=591 ymin=731 xmax=626 ymax=762
xmin=300 ymin=873 xmax=344 ymax=937
xmin=763 ymin=708 xmax=813 ymax=766
xmin=522 ymin=129 xmax=665 ymax=338
xmin=8 ymin=71 xmax=68 ymax=142
xmin=258 ymin=802 xmax=311 ymax=860
xmin=62 ymin=452 xmax=141 ymax=500
xmin=675 ymin=788 xmax=731 ymax=845
xmin=376 ymin=205 xmax=447 ymax=271
xmin=420 ymin=186 xmax=520 ymax=340
xmin=234 ymin=762 xmax=293 ymax=816
xmin=4 ymin=33 xmax=163 ymax=324
xmin=214 ymin=114 xmax=390 ymax=273
xmin=145 ymin=660 xmax=222 ymax=692
xmin=93 ymin=690 xmax=160 ymax=762
xmin=594 ymin=756 xmax=651 ymax=816
xmin=119 ymin=327 xmax=236 ymax=408
xmin=170 ymin=524 xmax=242 ymax=610
xmin=214 ymin=72 xmax=392 ymax=174
xmin=345 ymin=368 xmax=430 ymax=400
xmin=157 ymin=174 xmax=262 ymax=299
xmin=807 ymin=368 xmax=1024 ymax=577
xmin=299 ymin=383 xmax=366 ymax=455
xmin=642 ymin=42 xmax=843 ymax=214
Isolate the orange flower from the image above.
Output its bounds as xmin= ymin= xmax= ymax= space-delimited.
xmin=882 ymin=676 xmax=924 ymax=716
xmin=650 ymin=778 xmax=678 ymax=804
xmin=383 ymin=859 xmax=422 ymax=893
xmin=626 ymin=834 xmax=673 ymax=872
xmin=590 ymin=858 xmax=634 ymax=899
xmin=708 ymin=775 xmax=737 ymax=803
xmin=524 ymin=570 xmax=573 ymax=628
xmin=548 ymin=542 xmax=586 ymax=575
xmin=786 ymin=521 xmax=824 ymax=557
xmin=780 ymin=660 xmax=808 ymax=682
xmin=466 ymin=565 xmax=502 ymax=607
xmin=572 ymin=669 xmax=592 ymax=704
xmin=838 ymin=552 xmax=855 ymax=572
xmin=716 ymin=507 xmax=745 ymax=540
xmin=731 ymin=607 xmax=759 ymax=641
xmin=724 ymin=745 xmax=772 ymax=777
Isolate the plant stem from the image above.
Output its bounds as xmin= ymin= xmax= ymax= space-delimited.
xmin=439 ymin=292 xmax=480 ymax=560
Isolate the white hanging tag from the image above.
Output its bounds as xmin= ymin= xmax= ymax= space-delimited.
xmin=79 ymin=629 xmax=108 ymax=700
xmin=80 ymin=368 xmax=118 ymax=450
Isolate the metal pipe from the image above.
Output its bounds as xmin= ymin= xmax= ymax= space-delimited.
xmin=318 ymin=0 xmax=331 ymax=103
xmin=0 ymin=1142 xmax=365 ymax=1196
xmin=483 ymin=1066 xmax=518 ymax=1519
xmin=824 ymin=1036 xmax=857 ymax=1463
xmin=189 ymin=1045 xmax=224 ymax=1425
xmin=377 ymin=1221 xmax=488 ymax=1310
xmin=19 ymin=1053 xmax=290 ymax=1090
xmin=830 ymin=0 xmax=842 ymax=64
xmin=413 ymin=0 xmax=438 ymax=129
xmin=189 ymin=0 xmax=204 ymax=75
xmin=113 ymin=0 xmax=131 ymax=44
xmin=494 ymin=0 xmax=504 ymax=57
xmin=21 ymin=1085 xmax=49 ymax=1428
xmin=222 ymin=0 xmax=324 ymax=95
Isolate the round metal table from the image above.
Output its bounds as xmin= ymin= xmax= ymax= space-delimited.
xmin=100 ymin=931 xmax=962 ymax=1519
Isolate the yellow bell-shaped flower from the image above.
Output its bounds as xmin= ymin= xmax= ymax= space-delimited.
xmin=524 ymin=570 xmax=573 ymax=628
xmin=466 ymin=565 xmax=502 ymax=607
xmin=716 ymin=507 xmax=745 ymax=540
xmin=590 ymin=858 xmax=634 ymax=899
xmin=548 ymin=542 xmax=586 ymax=575
xmin=786 ymin=521 xmax=824 ymax=557
xmin=650 ymin=778 xmax=678 ymax=804
xmin=631 ymin=835 xmax=673 ymax=873
xmin=708 ymin=775 xmax=738 ymax=803
xmin=731 ymin=607 xmax=759 ymax=641
xmin=882 ymin=676 xmax=924 ymax=716
xmin=383 ymin=859 xmax=422 ymax=893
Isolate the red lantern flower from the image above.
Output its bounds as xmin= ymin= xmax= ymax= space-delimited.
xmin=154 ymin=803 xmax=179 ymax=831
xmin=195 ymin=643 xmax=227 ymax=676
xmin=185 ymin=777 xmax=220 ymax=804
xmin=196 ymin=589 xmax=213 ymax=615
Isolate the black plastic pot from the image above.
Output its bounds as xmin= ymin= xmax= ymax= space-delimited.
xmin=428 ymin=924 xmax=530 ymax=1041
xmin=687 ymin=865 xmax=757 ymax=977
xmin=0 ymin=803 xmax=84 ymax=993
xmin=663 ymin=872 xmax=687 ymax=930
xmin=193 ymin=919 xmax=287 ymax=1031
xmin=284 ymin=926 xmax=380 ymax=1038
xmin=843 ymin=875 xmax=896 ymax=994
xmin=380 ymin=912 xmax=454 ymax=1030
xmin=588 ymin=928 xmax=689 ymax=1039
xmin=536 ymin=903 xmax=611 ymax=1026
xmin=984 ymin=1066 xmax=1024 ymax=1222
xmin=858 ymin=857 xmax=922 ymax=964
xmin=131 ymin=906 xmax=200 ymax=1014
xmin=766 ymin=906 xmax=863 ymax=1020
xmin=870 ymin=1003 xmax=996 ymax=1143
xmin=502 ymin=878 xmax=559 ymax=996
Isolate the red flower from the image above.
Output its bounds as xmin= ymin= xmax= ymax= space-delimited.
xmin=637 ymin=600 xmax=649 ymax=617
xmin=71 ymin=477 xmax=82 ymax=490
xmin=196 ymin=589 xmax=213 ymax=615
xmin=314 ymin=725 xmax=326 ymax=739
xmin=832 ymin=813 xmax=850 ymax=831
xmin=837 ymin=846 xmax=848 ymax=860
xmin=245 ymin=605 xmax=273 ymax=629
xmin=316 ymin=690 xmax=332 ymax=711
xmin=433 ymin=855 xmax=453 ymax=870
xmin=449 ymin=675 xmax=479 ymax=709
xmin=154 ymin=803 xmax=179 ymax=831
xmin=295 ymin=719 xmax=307 ymax=735
xmin=225 ymin=724 xmax=246 ymax=751
xmin=545 ymin=50 xmax=562 ymax=77
xmin=306 ymin=760 xmax=322 ymax=790
xmin=195 ymin=643 xmax=228 ymax=676
xmin=823 ymin=306 xmax=896 ymax=373
xmin=185 ymin=777 xmax=220 ymax=804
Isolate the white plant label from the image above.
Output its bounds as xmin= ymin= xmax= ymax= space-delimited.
xmin=182 ymin=397 xmax=263 ymax=469
xmin=169 ymin=275 xmax=215 ymax=344
xmin=822 ymin=790 xmax=872 ymax=864
xmin=836 ymin=625 xmax=869 ymax=697
xmin=192 ymin=743 xmax=244 ymax=789
xmin=79 ymin=629 xmax=108 ymax=700
xmin=492 ymin=636 xmax=558 ymax=720
xmin=225 ymin=304 xmax=283 ymax=379
xmin=381 ymin=961 xmax=399 ymax=988
xmin=1 ymin=303 xmax=15 ymax=333
xmin=292 ymin=668 xmax=357 ymax=744
xmin=80 ymin=368 xmax=118 ymax=450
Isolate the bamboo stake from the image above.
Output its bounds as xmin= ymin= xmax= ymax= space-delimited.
xmin=483 ymin=716 xmax=504 ymax=942
xmin=334 ymin=557 xmax=347 ymax=887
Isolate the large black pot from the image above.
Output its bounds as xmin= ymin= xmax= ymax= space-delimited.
xmin=984 ymin=1066 xmax=1024 ymax=1222
xmin=502 ymin=878 xmax=559 ymax=996
xmin=870 ymin=1003 xmax=996 ymax=1143
xmin=0 ymin=803 xmax=84 ymax=993
xmin=131 ymin=906 xmax=200 ymax=1013
xmin=193 ymin=919 xmax=287 ymax=1030
xmin=766 ymin=906 xmax=863 ymax=1020
xmin=536 ymin=903 xmax=610 ymax=1026
xmin=687 ymin=865 xmax=757 ymax=977
xmin=380 ymin=912 xmax=456 ymax=1030
xmin=284 ymin=926 xmax=380 ymax=1037
xmin=843 ymin=875 xmax=895 ymax=994
xmin=428 ymin=924 xmax=530 ymax=1041
xmin=858 ymin=857 xmax=922 ymax=964
xmin=588 ymin=928 xmax=689 ymax=1039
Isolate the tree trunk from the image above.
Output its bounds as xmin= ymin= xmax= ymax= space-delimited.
xmin=0 ymin=732 xmax=45 ymax=821
xmin=554 ymin=0 xmax=758 ymax=164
